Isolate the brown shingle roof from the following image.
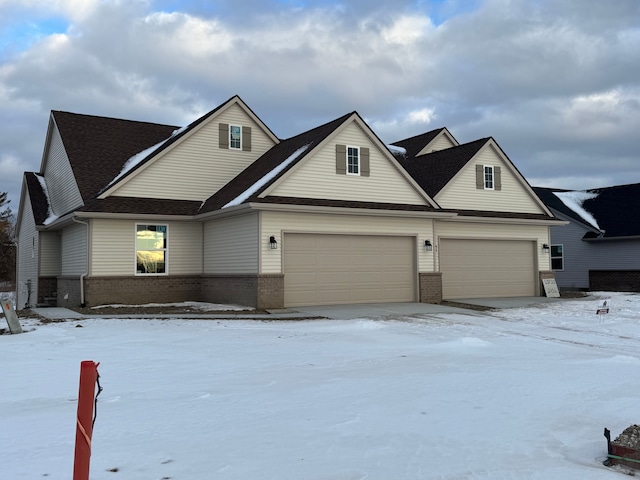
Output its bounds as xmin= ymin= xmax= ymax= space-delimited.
xmin=397 ymin=138 xmax=490 ymax=197
xmin=25 ymin=172 xmax=50 ymax=225
xmin=390 ymin=128 xmax=449 ymax=159
xmin=79 ymin=197 xmax=202 ymax=216
xmin=52 ymin=111 xmax=178 ymax=202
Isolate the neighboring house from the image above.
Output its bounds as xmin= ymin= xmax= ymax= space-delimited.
xmin=16 ymin=95 xmax=561 ymax=310
xmin=533 ymin=184 xmax=640 ymax=292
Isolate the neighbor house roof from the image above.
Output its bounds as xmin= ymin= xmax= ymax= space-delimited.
xmin=534 ymin=183 xmax=640 ymax=239
xmin=396 ymin=138 xmax=490 ymax=197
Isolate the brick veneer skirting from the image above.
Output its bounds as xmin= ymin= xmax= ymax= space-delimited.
xmin=57 ymin=276 xmax=84 ymax=308
xmin=202 ymin=274 xmax=284 ymax=310
xmin=419 ymin=272 xmax=442 ymax=304
xmin=84 ymin=275 xmax=202 ymax=307
xmin=589 ymin=270 xmax=640 ymax=293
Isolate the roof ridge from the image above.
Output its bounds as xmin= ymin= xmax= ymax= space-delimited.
xmin=52 ymin=110 xmax=179 ymax=129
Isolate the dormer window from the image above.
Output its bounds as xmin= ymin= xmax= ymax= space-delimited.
xmin=229 ymin=125 xmax=242 ymax=150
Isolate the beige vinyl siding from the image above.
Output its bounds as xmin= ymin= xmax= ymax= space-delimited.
xmin=43 ymin=125 xmax=83 ymax=215
xmin=268 ymin=121 xmax=427 ymax=205
xmin=16 ymin=196 xmax=38 ymax=309
xmin=111 ymin=103 xmax=277 ymax=201
xmin=418 ymin=133 xmax=457 ymax=154
xmin=260 ymin=210 xmax=434 ymax=274
xmin=91 ymin=220 xmax=132 ymax=275
xmin=39 ymin=232 xmax=61 ymax=276
xmin=91 ymin=219 xmax=203 ymax=276
xmin=435 ymin=144 xmax=546 ymax=214
xmin=204 ymin=212 xmax=259 ymax=274
xmin=169 ymin=223 xmax=203 ymax=274
xmin=435 ymin=220 xmax=548 ymax=271
xmin=61 ymin=223 xmax=87 ymax=276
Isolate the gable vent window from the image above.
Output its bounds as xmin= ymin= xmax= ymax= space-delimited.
xmin=219 ymin=123 xmax=252 ymax=152
xmin=476 ymin=165 xmax=501 ymax=190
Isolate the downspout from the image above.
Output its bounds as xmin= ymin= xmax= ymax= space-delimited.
xmin=72 ymin=217 xmax=89 ymax=308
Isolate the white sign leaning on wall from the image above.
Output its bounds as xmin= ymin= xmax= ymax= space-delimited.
xmin=541 ymin=278 xmax=560 ymax=298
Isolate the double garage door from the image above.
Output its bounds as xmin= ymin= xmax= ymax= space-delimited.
xmin=440 ymin=239 xmax=536 ymax=299
xmin=284 ymin=233 xmax=416 ymax=307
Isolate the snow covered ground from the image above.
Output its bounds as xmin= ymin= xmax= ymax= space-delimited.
xmin=2 ymin=292 xmax=640 ymax=479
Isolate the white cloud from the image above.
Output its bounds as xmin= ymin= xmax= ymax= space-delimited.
xmin=382 ymin=14 xmax=433 ymax=45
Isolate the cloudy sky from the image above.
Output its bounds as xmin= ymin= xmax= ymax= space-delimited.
xmin=1 ymin=0 xmax=639 ymax=212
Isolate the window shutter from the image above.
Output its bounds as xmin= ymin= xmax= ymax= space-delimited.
xmin=242 ymin=126 xmax=252 ymax=152
xmin=494 ymin=166 xmax=502 ymax=190
xmin=336 ymin=144 xmax=346 ymax=174
xmin=360 ymin=147 xmax=370 ymax=177
xmin=219 ymin=123 xmax=229 ymax=149
xmin=476 ymin=165 xmax=484 ymax=189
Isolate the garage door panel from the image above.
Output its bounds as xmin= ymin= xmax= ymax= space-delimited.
xmin=441 ymin=239 xmax=535 ymax=299
xmin=284 ymin=234 xmax=415 ymax=307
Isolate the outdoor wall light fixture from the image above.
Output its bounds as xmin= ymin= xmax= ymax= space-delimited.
xmin=542 ymin=243 xmax=550 ymax=252
xmin=424 ymin=240 xmax=433 ymax=252
xmin=269 ymin=236 xmax=278 ymax=249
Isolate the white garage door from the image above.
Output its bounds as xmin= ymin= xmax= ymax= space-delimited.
xmin=440 ymin=239 xmax=536 ymax=299
xmin=284 ymin=233 xmax=416 ymax=307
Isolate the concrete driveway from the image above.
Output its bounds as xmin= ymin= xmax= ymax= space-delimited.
xmin=292 ymin=296 xmax=572 ymax=320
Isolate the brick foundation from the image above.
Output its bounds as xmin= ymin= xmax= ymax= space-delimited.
xmin=202 ymin=274 xmax=284 ymax=310
xmin=57 ymin=276 xmax=83 ymax=308
xmin=419 ymin=272 xmax=443 ymax=304
xmin=589 ymin=270 xmax=640 ymax=293
xmin=84 ymin=275 xmax=201 ymax=307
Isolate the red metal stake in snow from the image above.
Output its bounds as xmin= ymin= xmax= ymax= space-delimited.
xmin=73 ymin=361 xmax=100 ymax=480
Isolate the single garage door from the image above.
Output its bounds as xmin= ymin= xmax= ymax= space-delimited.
xmin=284 ymin=233 xmax=416 ymax=307
xmin=440 ymin=239 xmax=536 ymax=299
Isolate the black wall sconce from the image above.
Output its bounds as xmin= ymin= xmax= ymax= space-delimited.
xmin=269 ymin=236 xmax=278 ymax=249
xmin=542 ymin=243 xmax=550 ymax=252
xmin=424 ymin=240 xmax=433 ymax=252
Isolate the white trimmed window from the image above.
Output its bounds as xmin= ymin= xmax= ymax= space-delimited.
xmin=347 ymin=146 xmax=359 ymax=175
xmin=229 ymin=125 xmax=242 ymax=150
xmin=484 ymin=165 xmax=494 ymax=189
xmin=551 ymin=244 xmax=563 ymax=270
xmin=136 ymin=224 xmax=167 ymax=274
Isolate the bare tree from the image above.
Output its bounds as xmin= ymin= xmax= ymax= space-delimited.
xmin=0 ymin=192 xmax=16 ymax=288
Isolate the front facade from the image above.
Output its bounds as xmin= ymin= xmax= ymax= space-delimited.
xmin=16 ymin=96 xmax=561 ymax=310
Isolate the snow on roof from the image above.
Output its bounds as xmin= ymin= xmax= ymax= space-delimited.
xmin=223 ymin=144 xmax=311 ymax=208
xmin=387 ymin=144 xmax=406 ymax=155
xmin=35 ymin=174 xmax=59 ymax=226
xmin=105 ymin=126 xmax=186 ymax=190
xmin=553 ymin=190 xmax=600 ymax=230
